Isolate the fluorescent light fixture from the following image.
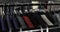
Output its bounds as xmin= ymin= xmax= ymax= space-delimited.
xmin=32 ymin=1 xmax=39 ymax=4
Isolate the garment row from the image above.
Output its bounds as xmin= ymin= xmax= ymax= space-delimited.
xmin=0 ymin=7 xmax=59 ymax=32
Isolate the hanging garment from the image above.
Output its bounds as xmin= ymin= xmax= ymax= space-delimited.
xmin=45 ymin=13 xmax=58 ymax=26
xmin=37 ymin=12 xmax=54 ymax=26
xmin=3 ymin=6 xmax=13 ymax=32
xmin=27 ymin=13 xmax=40 ymax=28
xmin=22 ymin=15 xmax=35 ymax=29
xmin=0 ymin=16 xmax=7 ymax=32
xmin=15 ymin=7 xmax=28 ymax=29
xmin=54 ymin=13 xmax=60 ymax=26
xmin=12 ymin=15 xmax=20 ymax=31
xmin=9 ymin=6 xmax=17 ymax=30
xmin=16 ymin=15 xmax=28 ymax=29
xmin=9 ymin=15 xmax=17 ymax=31
xmin=1 ymin=6 xmax=9 ymax=32
xmin=51 ymin=13 xmax=59 ymax=26
xmin=55 ymin=13 xmax=60 ymax=22
xmin=32 ymin=13 xmax=47 ymax=28
xmin=0 ymin=7 xmax=3 ymax=31
xmin=4 ymin=15 xmax=13 ymax=30
xmin=4 ymin=6 xmax=13 ymax=30
xmin=41 ymin=14 xmax=54 ymax=26
xmin=9 ymin=6 xmax=20 ymax=31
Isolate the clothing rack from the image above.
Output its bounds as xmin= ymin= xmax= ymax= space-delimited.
xmin=0 ymin=3 xmax=60 ymax=32
xmin=23 ymin=26 xmax=60 ymax=32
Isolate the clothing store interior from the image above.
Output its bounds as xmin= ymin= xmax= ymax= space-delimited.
xmin=0 ymin=0 xmax=60 ymax=32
